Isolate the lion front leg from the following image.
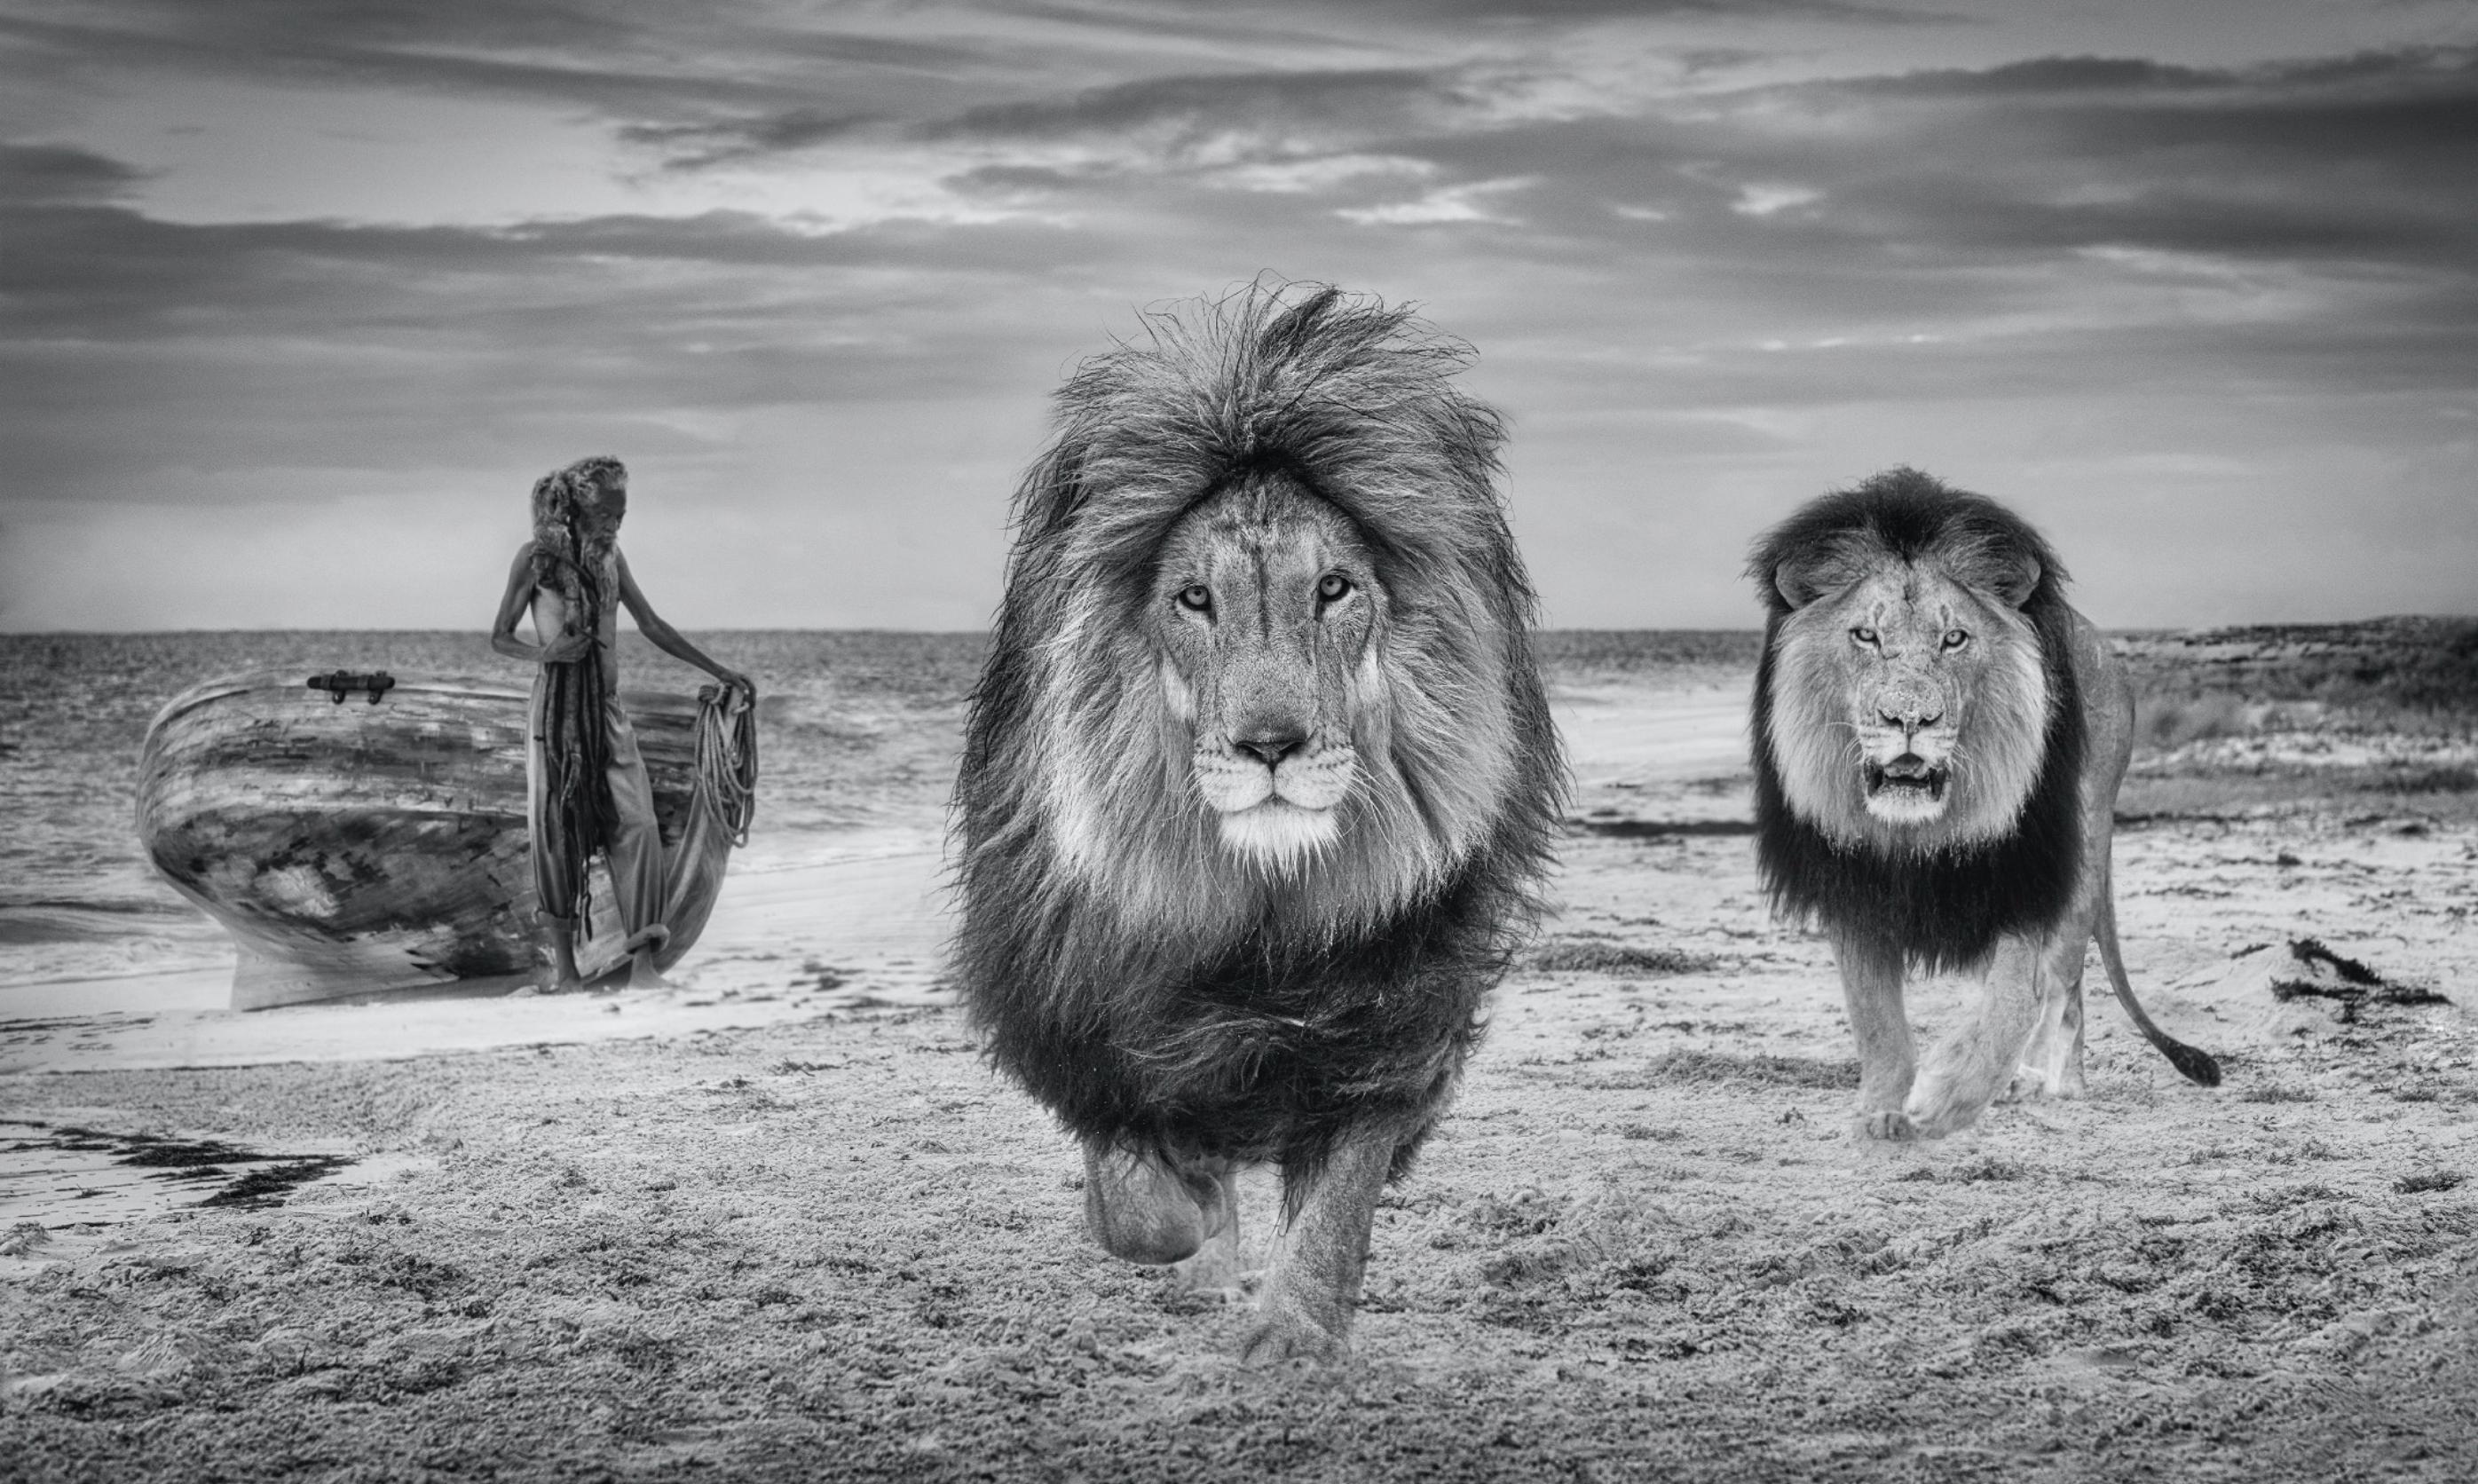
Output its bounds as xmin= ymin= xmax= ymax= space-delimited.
xmin=1240 ymin=1131 xmax=1393 ymax=1368
xmin=1907 ymin=935 xmax=2046 ymax=1137
xmin=1082 ymin=1141 xmax=1239 ymax=1293
xmin=1171 ymin=1160 xmax=1245 ymax=1299
xmin=1834 ymin=935 xmax=1918 ymax=1141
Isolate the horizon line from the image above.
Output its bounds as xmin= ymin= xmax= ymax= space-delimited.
xmin=3 ymin=615 xmax=2469 ymax=640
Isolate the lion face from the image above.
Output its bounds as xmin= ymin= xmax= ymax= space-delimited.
xmin=1153 ymin=479 xmax=1380 ymax=870
xmin=1767 ymin=549 xmax=2049 ymax=853
xmin=964 ymin=282 xmax=1559 ymax=951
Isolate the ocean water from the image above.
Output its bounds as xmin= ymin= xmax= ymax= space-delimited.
xmin=0 ymin=628 xmax=1758 ymax=989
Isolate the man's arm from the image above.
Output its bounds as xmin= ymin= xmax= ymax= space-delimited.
xmin=489 ymin=542 xmax=590 ymax=665
xmin=614 ymin=549 xmax=752 ymax=692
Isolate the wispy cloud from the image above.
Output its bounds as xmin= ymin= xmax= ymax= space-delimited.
xmin=1338 ymin=175 xmax=1534 ymax=225
xmin=624 ymin=108 xmax=882 ymax=170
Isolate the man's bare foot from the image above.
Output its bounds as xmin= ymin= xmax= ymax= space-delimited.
xmin=627 ymin=951 xmax=667 ymax=991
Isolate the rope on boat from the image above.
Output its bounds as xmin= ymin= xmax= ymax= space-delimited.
xmin=694 ymin=683 xmax=760 ymax=847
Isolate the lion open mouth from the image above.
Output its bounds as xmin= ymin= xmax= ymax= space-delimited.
xmin=1865 ymin=754 xmax=1949 ymax=804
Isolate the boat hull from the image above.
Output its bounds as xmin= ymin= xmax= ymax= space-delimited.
xmin=136 ymin=670 xmax=725 ymax=1008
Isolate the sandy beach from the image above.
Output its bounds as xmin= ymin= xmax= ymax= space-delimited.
xmin=5 ymin=630 xmax=2476 ymax=1480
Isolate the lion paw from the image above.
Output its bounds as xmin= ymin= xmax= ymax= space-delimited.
xmin=2004 ymin=1062 xmax=2087 ymax=1103
xmin=2001 ymin=1070 xmax=2054 ymax=1104
xmin=1903 ymin=1083 xmax=1984 ymax=1141
xmin=1238 ymin=1313 xmax=1349 ymax=1370
xmin=1853 ymin=1108 xmax=1917 ymax=1141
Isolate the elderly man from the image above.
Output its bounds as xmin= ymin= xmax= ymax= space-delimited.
xmin=489 ymin=456 xmax=751 ymax=991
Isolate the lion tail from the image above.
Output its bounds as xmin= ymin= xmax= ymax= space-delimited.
xmin=2095 ymin=864 xmax=2222 ymax=1088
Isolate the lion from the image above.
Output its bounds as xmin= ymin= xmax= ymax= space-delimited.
xmin=1747 ymin=468 xmax=2220 ymax=1141
xmin=951 ymin=282 xmax=1563 ymax=1363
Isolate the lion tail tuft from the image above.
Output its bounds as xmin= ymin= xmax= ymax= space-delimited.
xmin=2162 ymin=1041 xmax=2224 ymax=1089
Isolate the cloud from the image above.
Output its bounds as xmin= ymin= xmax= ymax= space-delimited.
xmin=5 ymin=5 xmax=2478 ymax=628
xmin=1756 ymin=46 xmax=2478 ymax=278
xmin=1266 ymin=0 xmax=1955 ymax=21
xmin=0 ymin=0 xmax=996 ymax=178
xmin=928 ymin=65 xmax=1459 ymax=146
xmin=1859 ymin=43 xmax=2478 ymax=99
xmin=0 ymin=1 xmax=980 ymax=99
xmin=1338 ymin=175 xmax=1533 ymax=225
xmin=623 ymin=108 xmax=881 ymax=170
xmin=1848 ymin=54 xmax=2226 ymax=96
xmin=0 ymin=187 xmax=1131 ymax=520
xmin=0 ymin=141 xmax=146 ymax=203
xmin=1211 ymin=152 xmax=1438 ymax=193
xmin=1729 ymin=181 xmax=1820 ymax=215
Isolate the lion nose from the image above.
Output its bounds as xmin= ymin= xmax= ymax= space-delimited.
xmin=1234 ymin=722 xmax=1307 ymax=768
xmin=1878 ymin=706 xmax=1942 ymax=732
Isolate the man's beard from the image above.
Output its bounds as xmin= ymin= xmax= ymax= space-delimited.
xmin=570 ymin=508 xmax=620 ymax=562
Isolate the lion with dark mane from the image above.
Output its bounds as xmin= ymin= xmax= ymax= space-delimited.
xmin=951 ymin=282 xmax=1562 ymax=1363
xmin=1748 ymin=469 xmax=2220 ymax=1140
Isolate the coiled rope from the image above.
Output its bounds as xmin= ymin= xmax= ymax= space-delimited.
xmin=694 ymin=683 xmax=760 ymax=847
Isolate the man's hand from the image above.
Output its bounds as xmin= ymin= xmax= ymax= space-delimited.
xmin=717 ymin=669 xmax=754 ymax=699
xmin=541 ymin=632 xmax=594 ymax=664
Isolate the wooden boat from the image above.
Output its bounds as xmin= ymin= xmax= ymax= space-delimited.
xmin=135 ymin=669 xmax=756 ymax=1009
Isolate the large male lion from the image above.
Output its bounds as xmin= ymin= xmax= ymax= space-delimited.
xmin=1748 ymin=469 xmax=2220 ymax=1140
xmin=951 ymin=283 xmax=1563 ymax=1363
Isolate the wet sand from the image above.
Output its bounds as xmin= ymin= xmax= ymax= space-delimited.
xmin=4 ymin=679 xmax=2476 ymax=1480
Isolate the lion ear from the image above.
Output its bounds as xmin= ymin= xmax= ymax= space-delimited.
xmin=1772 ymin=545 xmax=1862 ymax=610
xmin=1992 ymin=556 xmax=2040 ymax=608
xmin=1772 ymin=563 xmax=1818 ymax=610
xmin=1937 ymin=530 xmax=2043 ymax=607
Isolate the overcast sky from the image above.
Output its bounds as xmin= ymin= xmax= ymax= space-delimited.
xmin=3 ymin=0 xmax=2473 ymax=632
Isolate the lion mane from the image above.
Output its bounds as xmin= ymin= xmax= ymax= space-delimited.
xmin=1748 ymin=469 xmax=2085 ymax=973
xmin=951 ymin=282 xmax=1564 ymax=1180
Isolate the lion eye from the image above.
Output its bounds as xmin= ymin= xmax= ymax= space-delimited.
xmin=1851 ymin=627 xmax=1879 ymax=647
xmin=1942 ymin=628 xmax=1969 ymax=651
xmin=1176 ymin=584 xmax=1212 ymax=614
xmin=1316 ymin=572 xmax=1353 ymax=604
